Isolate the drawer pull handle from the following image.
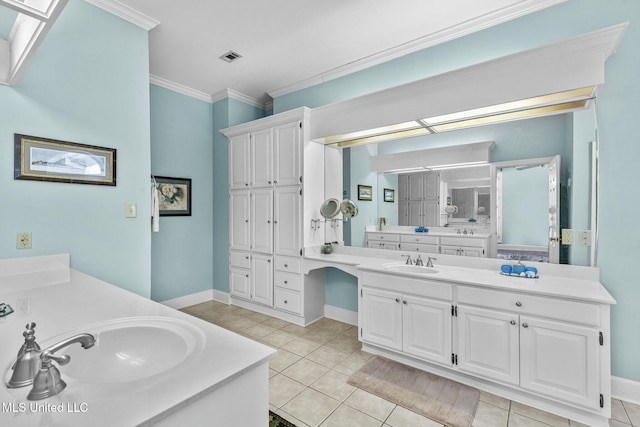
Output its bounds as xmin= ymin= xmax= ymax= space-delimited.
xmin=515 ymin=301 xmax=522 ymax=307
xmin=510 ymin=320 xmax=516 ymax=325
xmin=403 ymin=300 xmax=407 ymax=305
xmin=395 ymin=298 xmax=400 ymax=303
xmin=522 ymin=323 xmax=529 ymax=328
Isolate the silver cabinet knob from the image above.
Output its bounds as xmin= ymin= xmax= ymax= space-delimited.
xmin=284 ymin=300 xmax=288 ymax=304
xmin=510 ymin=320 xmax=516 ymax=325
xmin=522 ymin=323 xmax=529 ymax=328
xmin=284 ymin=280 xmax=288 ymax=284
xmin=284 ymin=264 xmax=288 ymax=267
xmin=403 ymin=300 xmax=407 ymax=305
xmin=395 ymin=298 xmax=400 ymax=303
xmin=515 ymin=301 xmax=522 ymax=307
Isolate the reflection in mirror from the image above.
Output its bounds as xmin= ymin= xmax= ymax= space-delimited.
xmin=324 ymin=108 xmax=598 ymax=266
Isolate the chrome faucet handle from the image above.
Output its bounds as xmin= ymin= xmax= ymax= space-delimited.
xmin=401 ymin=254 xmax=413 ymax=265
xmin=7 ymin=322 xmax=42 ymax=389
xmin=426 ymin=257 xmax=437 ymax=268
xmin=414 ymin=255 xmax=424 ymax=266
xmin=26 ymin=333 xmax=95 ymax=401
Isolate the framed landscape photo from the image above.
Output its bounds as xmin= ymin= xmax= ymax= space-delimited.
xmin=155 ymin=176 xmax=192 ymax=216
xmin=14 ymin=134 xmax=116 ymax=186
xmin=384 ymin=188 xmax=395 ymax=203
xmin=358 ymin=184 xmax=372 ymax=201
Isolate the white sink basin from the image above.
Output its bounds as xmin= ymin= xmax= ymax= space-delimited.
xmin=383 ymin=263 xmax=440 ymax=274
xmin=56 ymin=317 xmax=205 ymax=383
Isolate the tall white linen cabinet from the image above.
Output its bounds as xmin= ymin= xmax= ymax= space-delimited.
xmin=222 ymin=107 xmax=326 ymax=326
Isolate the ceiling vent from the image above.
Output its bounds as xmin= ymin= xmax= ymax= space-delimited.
xmin=219 ymin=50 xmax=242 ymax=63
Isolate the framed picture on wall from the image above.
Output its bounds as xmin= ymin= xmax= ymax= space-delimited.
xmin=14 ymin=134 xmax=116 ymax=186
xmin=384 ymin=188 xmax=395 ymax=203
xmin=358 ymin=184 xmax=372 ymax=201
xmin=154 ymin=176 xmax=192 ymax=216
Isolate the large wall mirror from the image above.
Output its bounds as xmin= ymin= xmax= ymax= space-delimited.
xmin=323 ymin=106 xmax=597 ymax=266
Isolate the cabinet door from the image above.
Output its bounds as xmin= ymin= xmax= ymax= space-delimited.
xmin=229 ymin=134 xmax=250 ymax=189
xmin=408 ymin=201 xmax=423 ymax=225
xmin=441 ymin=246 xmax=460 ymax=256
xmin=423 ymin=172 xmax=440 ymax=200
xmin=229 ymin=190 xmax=250 ymax=251
xmin=251 ymin=254 xmax=273 ymax=306
xmin=422 ymin=200 xmax=439 ymax=226
xmin=398 ymin=201 xmax=409 ymax=226
xmin=251 ymin=128 xmax=273 ymax=187
xmin=361 ymin=288 xmax=402 ymax=350
xmin=520 ymin=316 xmax=600 ymax=408
xmin=251 ymin=188 xmax=273 ymax=254
xmin=457 ymin=305 xmax=520 ymax=385
xmin=230 ymin=267 xmax=251 ymax=299
xmin=274 ymin=186 xmax=301 ymax=256
xmin=398 ymin=175 xmax=409 ymax=201
xmin=403 ymin=295 xmax=452 ymax=366
xmin=408 ymin=174 xmax=423 ymax=200
xmin=273 ymin=121 xmax=301 ymax=187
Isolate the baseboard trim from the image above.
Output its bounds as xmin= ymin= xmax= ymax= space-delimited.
xmin=324 ymin=305 xmax=357 ymax=326
xmin=159 ymin=289 xmax=214 ymax=309
xmin=612 ymin=376 xmax=640 ymax=405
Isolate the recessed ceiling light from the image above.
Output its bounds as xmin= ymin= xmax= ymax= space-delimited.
xmin=219 ymin=50 xmax=242 ymax=63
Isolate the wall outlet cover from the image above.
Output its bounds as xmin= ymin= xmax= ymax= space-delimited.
xmin=578 ymin=230 xmax=592 ymax=247
xmin=561 ymin=228 xmax=574 ymax=245
xmin=16 ymin=232 xmax=32 ymax=249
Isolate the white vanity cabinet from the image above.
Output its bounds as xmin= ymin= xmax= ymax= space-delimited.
xmin=366 ymin=232 xmax=400 ymax=250
xmin=440 ymin=235 xmax=487 ymax=257
xmin=456 ymin=285 xmax=603 ymax=410
xmin=356 ymin=265 xmax=612 ymax=426
xmin=399 ymin=234 xmax=439 ymax=253
xmin=223 ymin=108 xmax=325 ymax=326
xmin=360 ymin=271 xmax=453 ymax=366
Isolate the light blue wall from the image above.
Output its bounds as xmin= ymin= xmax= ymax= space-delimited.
xmin=273 ymin=0 xmax=640 ymax=381
xmin=0 ymin=1 xmax=152 ymax=297
xmin=150 ymin=85 xmax=214 ymax=301
xmin=0 ymin=6 xmax=16 ymax=39
xmin=211 ymin=98 xmax=265 ymax=293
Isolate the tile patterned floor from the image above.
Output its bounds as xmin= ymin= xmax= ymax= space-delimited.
xmin=181 ymin=301 xmax=640 ymax=427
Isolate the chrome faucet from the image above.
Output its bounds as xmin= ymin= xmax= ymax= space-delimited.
xmin=414 ymin=255 xmax=424 ymax=266
xmin=27 ymin=333 xmax=95 ymax=401
xmin=426 ymin=257 xmax=437 ymax=268
xmin=402 ymin=254 xmax=413 ymax=265
xmin=7 ymin=322 xmax=42 ymax=388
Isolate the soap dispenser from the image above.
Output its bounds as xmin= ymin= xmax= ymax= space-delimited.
xmin=7 ymin=322 xmax=42 ymax=388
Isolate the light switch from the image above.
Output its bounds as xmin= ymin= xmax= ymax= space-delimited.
xmin=126 ymin=203 xmax=137 ymax=218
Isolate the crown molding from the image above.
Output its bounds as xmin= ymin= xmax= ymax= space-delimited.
xmin=85 ymin=0 xmax=160 ymax=31
xmin=268 ymin=0 xmax=567 ymax=98
xmin=212 ymin=88 xmax=265 ymax=110
xmin=150 ymin=74 xmax=213 ymax=103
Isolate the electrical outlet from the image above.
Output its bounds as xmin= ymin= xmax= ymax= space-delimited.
xmin=579 ymin=230 xmax=592 ymax=247
xmin=561 ymin=229 xmax=574 ymax=245
xmin=16 ymin=232 xmax=32 ymax=249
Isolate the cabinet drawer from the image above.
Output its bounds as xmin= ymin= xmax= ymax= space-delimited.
xmin=400 ymin=234 xmax=439 ymax=245
xmin=366 ymin=232 xmax=400 ymax=242
xmin=274 ymin=272 xmax=301 ymax=291
xmin=361 ymin=271 xmax=452 ymax=301
xmin=440 ymin=237 xmax=485 ymax=248
xmin=457 ymin=286 xmax=600 ymax=326
xmin=274 ymin=288 xmax=302 ymax=314
xmin=400 ymin=243 xmax=438 ymax=253
xmin=230 ymin=251 xmax=251 ymax=269
xmin=275 ymin=256 xmax=301 ymax=273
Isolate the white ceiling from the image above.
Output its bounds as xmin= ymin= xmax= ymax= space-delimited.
xmin=102 ymin=0 xmax=564 ymax=105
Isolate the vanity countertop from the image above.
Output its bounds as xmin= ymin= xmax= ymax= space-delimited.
xmin=304 ymin=248 xmax=615 ymax=305
xmin=366 ymin=228 xmax=491 ymax=239
xmin=0 ymin=254 xmax=275 ymax=426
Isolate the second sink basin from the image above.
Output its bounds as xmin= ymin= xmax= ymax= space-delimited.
xmin=56 ymin=316 xmax=205 ymax=383
xmin=383 ymin=263 xmax=440 ymax=274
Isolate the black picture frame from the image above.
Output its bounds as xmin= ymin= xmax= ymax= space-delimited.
xmin=154 ymin=176 xmax=192 ymax=216
xmin=358 ymin=184 xmax=373 ymax=201
xmin=384 ymin=188 xmax=395 ymax=203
